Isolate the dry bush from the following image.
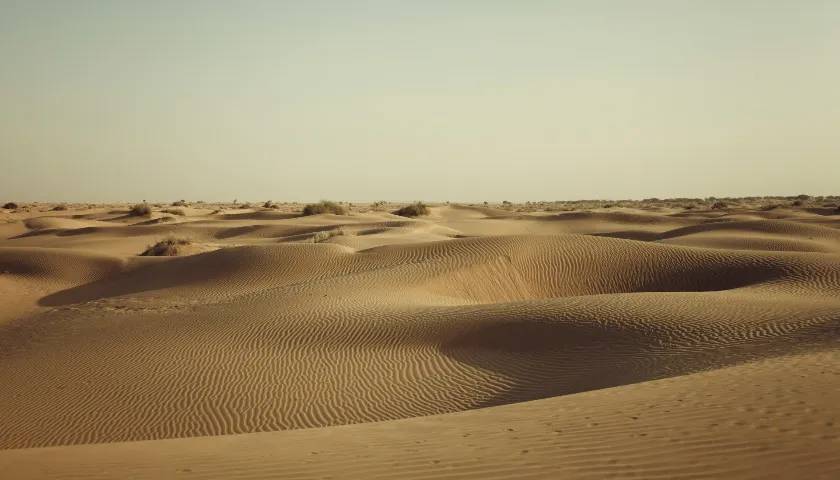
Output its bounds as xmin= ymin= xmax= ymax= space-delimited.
xmin=161 ymin=208 xmax=186 ymax=216
xmin=51 ymin=204 xmax=68 ymax=211
xmin=393 ymin=202 xmax=430 ymax=217
xmin=2 ymin=202 xmax=18 ymax=209
xmin=140 ymin=237 xmax=191 ymax=256
xmin=171 ymin=200 xmax=188 ymax=207
xmin=302 ymin=200 xmax=346 ymax=216
xmin=129 ymin=203 xmax=152 ymax=216
xmin=311 ymin=227 xmax=352 ymax=243
xmin=711 ymin=201 xmax=728 ymax=209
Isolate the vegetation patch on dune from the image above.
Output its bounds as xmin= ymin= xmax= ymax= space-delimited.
xmin=311 ymin=228 xmax=353 ymax=243
xmin=129 ymin=203 xmax=152 ymax=216
xmin=161 ymin=208 xmax=186 ymax=216
xmin=393 ymin=202 xmax=430 ymax=217
xmin=302 ymin=200 xmax=347 ymax=216
xmin=140 ymin=237 xmax=192 ymax=256
xmin=2 ymin=202 xmax=18 ymax=210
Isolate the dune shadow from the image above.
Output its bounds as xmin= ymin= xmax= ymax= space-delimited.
xmin=438 ymin=304 xmax=840 ymax=410
xmin=38 ymin=252 xmax=221 ymax=306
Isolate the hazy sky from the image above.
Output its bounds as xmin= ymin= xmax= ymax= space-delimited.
xmin=2 ymin=1 xmax=839 ymax=202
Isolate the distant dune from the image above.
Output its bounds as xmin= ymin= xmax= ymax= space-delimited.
xmin=0 ymin=199 xmax=839 ymax=479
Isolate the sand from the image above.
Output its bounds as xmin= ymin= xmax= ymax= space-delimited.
xmin=0 ymin=200 xmax=838 ymax=479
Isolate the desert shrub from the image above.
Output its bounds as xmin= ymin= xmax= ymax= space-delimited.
xmin=161 ymin=208 xmax=186 ymax=216
xmin=711 ymin=201 xmax=727 ymax=209
xmin=263 ymin=200 xmax=275 ymax=209
xmin=393 ymin=202 xmax=430 ymax=217
xmin=51 ymin=204 xmax=68 ymax=211
xmin=795 ymin=194 xmax=811 ymax=201
xmin=129 ymin=203 xmax=152 ymax=216
xmin=140 ymin=237 xmax=191 ymax=256
xmin=311 ymin=228 xmax=352 ymax=243
xmin=791 ymin=199 xmax=804 ymax=207
xmin=240 ymin=202 xmax=252 ymax=209
xmin=302 ymin=200 xmax=346 ymax=216
xmin=761 ymin=204 xmax=781 ymax=211
xmin=171 ymin=199 xmax=188 ymax=207
xmin=2 ymin=202 xmax=18 ymax=209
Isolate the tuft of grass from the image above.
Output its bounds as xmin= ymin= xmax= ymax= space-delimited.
xmin=302 ymin=200 xmax=347 ymax=216
xmin=171 ymin=200 xmax=188 ymax=207
xmin=2 ymin=202 xmax=18 ymax=210
xmin=140 ymin=237 xmax=192 ymax=256
xmin=161 ymin=208 xmax=186 ymax=216
xmin=311 ymin=227 xmax=352 ymax=243
xmin=393 ymin=202 xmax=430 ymax=217
xmin=129 ymin=203 xmax=152 ymax=216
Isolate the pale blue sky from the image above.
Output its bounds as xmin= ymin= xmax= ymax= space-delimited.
xmin=1 ymin=1 xmax=838 ymax=202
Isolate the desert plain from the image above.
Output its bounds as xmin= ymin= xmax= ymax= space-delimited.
xmin=0 ymin=197 xmax=839 ymax=479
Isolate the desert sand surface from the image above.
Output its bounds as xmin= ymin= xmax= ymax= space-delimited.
xmin=1 ymin=197 xmax=839 ymax=479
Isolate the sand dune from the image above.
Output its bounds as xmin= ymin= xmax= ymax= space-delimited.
xmin=0 ymin=201 xmax=839 ymax=478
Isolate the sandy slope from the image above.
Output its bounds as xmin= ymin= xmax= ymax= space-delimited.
xmin=0 ymin=202 xmax=839 ymax=479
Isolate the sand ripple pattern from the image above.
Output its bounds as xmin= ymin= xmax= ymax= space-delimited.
xmin=1 ymin=234 xmax=839 ymax=449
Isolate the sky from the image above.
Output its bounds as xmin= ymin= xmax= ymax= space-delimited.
xmin=1 ymin=1 xmax=839 ymax=202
